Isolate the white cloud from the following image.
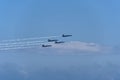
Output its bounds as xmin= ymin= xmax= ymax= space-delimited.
xmin=51 ymin=41 xmax=112 ymax=53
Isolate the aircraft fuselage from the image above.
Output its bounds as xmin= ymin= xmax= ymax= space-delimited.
xmin=62 ymin=34 xmax=72 ymax=37
xmin=42 ymin=45 xmax=52 ymax=47
xmin=55 ymin=41 xmax=64 ymax=44
xmin=48 ymin=39 xmax=58 ymax=42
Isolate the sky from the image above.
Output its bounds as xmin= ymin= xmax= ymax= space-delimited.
xmin=0 ymin=0 xmax=120 ymax=80
xmin=0 ymin=0 xmax=120 ymax=45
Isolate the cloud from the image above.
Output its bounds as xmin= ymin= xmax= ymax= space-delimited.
xmin=0 ymin=63 xmax=27 ymax=80
xmin=0 ymin=62 xmax=120 ymax=80
xmin=50 ymin=41 xmax=112 ymax=54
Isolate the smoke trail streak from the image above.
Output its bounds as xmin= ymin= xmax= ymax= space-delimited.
xmin=0 ymin=45 xmax=41 ymax=51
xmin=0 ymin=40 xmax=46 ymax=46
xmin=0 ymin=43 xmax=43 ymax=51
xmin=0 ymin=41 xmax=47 ymax=48
xmin=0 ymin=40 xmax=53 ymax=51
xmin=0 ymin=42 xmax=43 ymax=48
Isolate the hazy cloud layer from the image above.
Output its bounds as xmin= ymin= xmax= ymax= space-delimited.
xmin=0 ymin=42 xmax=119 ymax=80
xmin=51 ymin=41 xmax=112 ymax=54
xmin=0 ymin=60 xmax=120 ymax=80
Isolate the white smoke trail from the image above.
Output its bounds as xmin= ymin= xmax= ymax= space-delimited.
xmin=0 ymin=35 xmax=60 ymax=43
xmin=0 ymin=40 xmax=45 ymax=46
xmin=0 ymin=42 xmax=42 ymax=47
xmin=0 ymin=41 xmax=46 ymax=48
xmin=0 ymin=40 xmax=52 ymax=51
xmin=0 ymin=42 xmax=43 ymax=51
xmin=0 ymin=45 xmax=40 ymax=51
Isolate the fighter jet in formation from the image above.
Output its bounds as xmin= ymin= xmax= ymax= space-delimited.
xmin=62 ymin=34 xmax=72 ymax=37
xmin=42 ymin=44 xmax=52 ymax=47
xmin=48 ymin=39 xmax=58 ymax=42
xmin=55 ymin=41 xmax=64 ymax=44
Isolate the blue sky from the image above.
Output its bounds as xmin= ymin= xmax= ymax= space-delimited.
xmin=0 ymin=0 xmax=120 ymax=80
xmin=0 ymin=0 xmax=120 ymax=46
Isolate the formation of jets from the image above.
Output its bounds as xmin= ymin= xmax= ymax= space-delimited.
xmin=42 ymin=34 xmax=72 ymax=47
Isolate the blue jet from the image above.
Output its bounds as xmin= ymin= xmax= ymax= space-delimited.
xmin=55 ymin=41 xmax=65 ymax=44
xmin=62 ymin=34 xmax=72 ymax=37
xmin=48 ymin=39 xmax=58 ymax=42
xmin=42 ymin=44 xmax=52 ymax=47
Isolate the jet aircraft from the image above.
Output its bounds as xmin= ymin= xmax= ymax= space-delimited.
xmin=62 ymin=34 xmax=72 ymax=37
xmin=48 ymin=39 xmax=58 ymax=42
xmin=42 ymin=44 xmax=52 ymax=47
xmin=55 ymin=41 xmax=65 ymax=44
